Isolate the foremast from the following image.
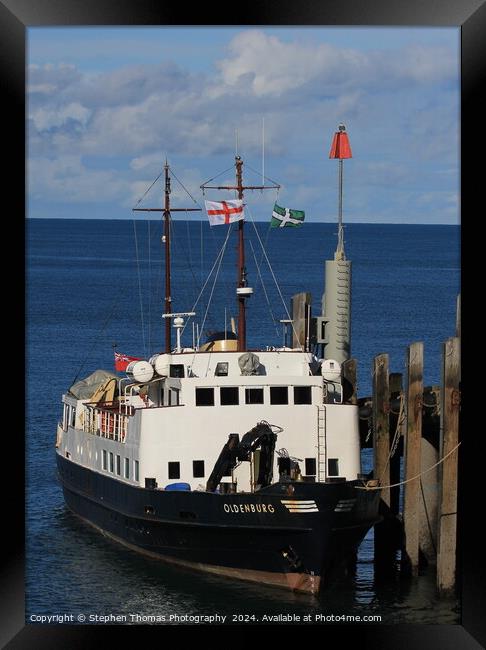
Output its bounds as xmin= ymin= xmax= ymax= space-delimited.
xmin=201 ymin=156 xmax=279 ymax=351
xmin=133 ymin=161 xmax=201 ymax=353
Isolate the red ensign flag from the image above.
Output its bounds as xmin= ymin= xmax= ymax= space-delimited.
xmin=114 ymin=351 xmax=143 ymax=372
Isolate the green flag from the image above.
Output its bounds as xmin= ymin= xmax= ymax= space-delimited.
xmin=271 ymin=203 xmax=305 ymax=228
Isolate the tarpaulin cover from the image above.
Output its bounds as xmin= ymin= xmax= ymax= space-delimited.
xmin=68 ymin=369 xmax=118 ymax=399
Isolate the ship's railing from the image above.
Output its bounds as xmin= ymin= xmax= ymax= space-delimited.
xmin=83 ymin=402 xmax=132 ymax=443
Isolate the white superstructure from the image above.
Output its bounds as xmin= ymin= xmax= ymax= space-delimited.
xmin=57 ymin=349 xmax=361 ymax=493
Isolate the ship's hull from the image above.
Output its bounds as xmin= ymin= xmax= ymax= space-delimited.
xmin=56 ymin=453 xmax=380 ymax=594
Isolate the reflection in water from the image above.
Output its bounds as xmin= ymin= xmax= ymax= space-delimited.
xmin=26 ymin=505 xmax=459 ymax=624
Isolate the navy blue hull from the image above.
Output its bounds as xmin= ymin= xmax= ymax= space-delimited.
xmin=57 ymin=453 xmax=380 ymax=593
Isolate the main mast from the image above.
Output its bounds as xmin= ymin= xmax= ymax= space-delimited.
xmin=163 ymin=162 xmax=171 ymax=352
xmin=133 ymin=161 xmax=201 ymax=353
xmin=201 ymin=155 xmax=280 ymax=352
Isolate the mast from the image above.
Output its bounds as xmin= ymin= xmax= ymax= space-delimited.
xmin=201 ymin=156 xmax=280 ymax=352
xmin=163 ymin=161 xmax=171 ymax=351
xmin=133 ymin=161 xmax=201 ymax=354
xmin=235 ymin=156 xmax=246 ymax=351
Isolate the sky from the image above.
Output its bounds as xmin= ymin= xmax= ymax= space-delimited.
xmin=27 ymin=27 xmax=460 ymax=224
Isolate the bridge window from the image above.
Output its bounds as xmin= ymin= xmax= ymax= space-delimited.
xmin=245 ymin=387 xmax=264 ymax=404
xmin=116 ymin=455 xmax=121 ymax=476
xmin=170 ymin=364 xmax=185 ymax=378
xmin=168 ymin=462 xmax=180 ymax=479
xmin=220 ymin=386 xmax=239 ymax=405
xmin=305 ymin=458 xmax=316 ymax=476
xmin=193 ymin=460 xmax=205 ymax=478
xmin=196 ymin=387 xmax=214 ymax=406
xmin=124 ymin=457 xmax=130 ymax=479
xmin=102 ymin=449 xmax=107 ymax=471
xmin=134 ymin=460 xmax=139 ymax=482
xmin=270 ymin=386 xmax=288 ymax=405
xmin=328 ymin=458 xmax=339 ymax=476
xmin=294 ymin=386 xmax=312 ymax=404
xmin=109 ymin=452 xmax=114 ymax=473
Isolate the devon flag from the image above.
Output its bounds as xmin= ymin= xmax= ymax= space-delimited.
xmin=271 ymin=203 xmax=305 ymax=228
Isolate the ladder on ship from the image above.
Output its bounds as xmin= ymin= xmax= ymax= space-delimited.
xmin=316 ymin=405 xmax=327 ymax=482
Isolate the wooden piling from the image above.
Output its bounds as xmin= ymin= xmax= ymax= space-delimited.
xmin=437 ymin=336 xmax=460 ymax=596
xmin=373 ymin=354 xmax=390 ymax=506
xmin=389 ymin=372 xmax=403 ymax=518
xmin=291 ymin=292 xmax=311 ymax=349
xmin=402 ymin=341 xmax=423 ymax=576
xmin=373 ymin=354 xmax=401 ymax=574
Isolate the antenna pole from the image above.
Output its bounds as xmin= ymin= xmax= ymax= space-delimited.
xmin=262 ymin=117 xmax=265 ymax=186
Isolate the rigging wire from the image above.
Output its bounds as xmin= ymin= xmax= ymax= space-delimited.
xmin=132 ymin=218 xmax=147 ymax=357
xmin=246 ymin=205 xmax=302 ymax=348
xmin=248 ymin=238 xmax=281 ymax=338
xmin=170 ymin=168 xmax=203 ymax=207
xmin=147 ymin=218 xmax=151 ymax=353
xmin=180 ymin=223 xmax=234 ymax=340
xmin=199 ymin=165 xmax=238 ymax=188
xmin=69 ymin=296 xmax=120 ymax=387
xmin=198 ymin=223 xmax=233 ymax=346
xmin=244 ymin=161 xmax=281 ymax=189
xmin=133 ymin=170 xmax=164 ymax=209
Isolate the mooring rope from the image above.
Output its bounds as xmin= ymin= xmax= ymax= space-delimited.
xmin=355 ymin=441 xmax=461 ymax=491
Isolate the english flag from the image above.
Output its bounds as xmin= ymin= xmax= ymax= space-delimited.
xmin=205 ymin=199 xmax=244 ymax=226
xmin=114 ymin=351 xmax=143 ymax=372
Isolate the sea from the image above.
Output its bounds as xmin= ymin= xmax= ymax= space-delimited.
xmin=26 ymin=218 xmax=460 ymax=625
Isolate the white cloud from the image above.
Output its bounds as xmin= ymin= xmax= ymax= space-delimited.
xmin=27 ymin=30 xmax=459 ymax=223
xmin=30 ymin=102 xmax=91 ymax=131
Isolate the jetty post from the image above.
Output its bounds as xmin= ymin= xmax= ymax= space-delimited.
xmin=388 ymin=372 xmax=403 ymax=518
xmin=402 ymin=342 xmax=424 ymax=576
xmin=373 ymin=354 xmax=390 ymax=508
xmin=437 ymin=336 xmax=460 ymax=595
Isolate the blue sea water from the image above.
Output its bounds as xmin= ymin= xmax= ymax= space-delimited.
xmin=26 ymin=218 xmax=460 ymax=625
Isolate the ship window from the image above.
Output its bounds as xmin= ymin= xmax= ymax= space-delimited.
xmin=245 ymin=387 xmax=264 ymax=404
xmin=328 ymin=459 xmax=339 ymax=476
xmin=270 ymin=386 xmax=288 ymax=405
xmin=220 ymin=386 xmax=239 ymax=405
xmin=193 ymin=460 xmax=205 ymax=478
xmin=116 ymin=455 xmax=121 ymax=476
xmin=168 ymin=462 xmax=180 ymax=479
xmin=144 ymin=505 xmax=155 ymax=515
xmin=305 ymin=458 xmax=317 ymax=476
xmin=195 ymin=387 xmax=214 ymax=406
xmin=160 ymin=387 xmax=165 ymax=405
xmin=102 ymin=450 xmax=107 ymax=471
xmin=168 ymin=390 xmax=172 ymax=406
xmin=215 ymin=362 xmax=229 ymax=377
xmin=170 ymin=364 xmax=185 ymax=378
xmin=70 ymin=407 xmax=76 ymax=427
xmin=109 ymin=452 xmax=114 ymax=473
xmin=124 ymin=457 xmax=130 ymax=479
xmin=294 ymin=386 xmax=312 ymax=404
xmin=134 ymin=460 xmax=139 ymax=482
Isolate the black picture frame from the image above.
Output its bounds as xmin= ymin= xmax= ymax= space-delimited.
xmin=7 ymin=0 xmax=484 ymax=646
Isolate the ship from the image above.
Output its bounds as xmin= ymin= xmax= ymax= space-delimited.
xmin=55 ymin=125 xmax=381 ymax=595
